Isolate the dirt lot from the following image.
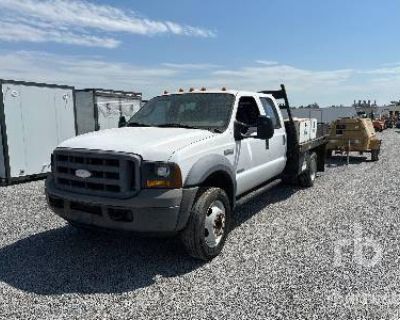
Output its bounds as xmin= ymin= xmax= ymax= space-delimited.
xmin=0 ymin=130 xmax=399 ymax=319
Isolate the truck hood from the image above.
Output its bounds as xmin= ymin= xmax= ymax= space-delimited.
xmin=58 ymin=127 xmax=215 ymax=161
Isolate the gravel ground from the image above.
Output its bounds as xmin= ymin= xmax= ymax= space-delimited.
xmin=0 ymin=130 xmax=400 ymax=319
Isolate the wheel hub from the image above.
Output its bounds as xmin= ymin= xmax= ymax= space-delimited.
xmin=204 ymin=200 xmax=226 ymax=248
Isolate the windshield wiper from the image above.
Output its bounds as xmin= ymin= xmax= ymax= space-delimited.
xmin=127 ymin=122 xmax=151 ymax=127
xmin=156 ymin=123 xmax=200 ymax=130
xmin=157 ymin=123 xmax=224 ymax=133
xmin=129 ymin=122 xmax=222 ymax=132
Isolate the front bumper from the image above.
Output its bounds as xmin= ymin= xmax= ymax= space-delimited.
xmin=45 ymin=176 xmax=198 ymax=233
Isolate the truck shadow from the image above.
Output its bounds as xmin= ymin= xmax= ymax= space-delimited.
xmin=0 ymin=227 xmax=203 ymax=295
xmin=0 ymin=181 xmax=297 ymax=296
xmin=233 ymin=180 xmax=297 ymax=228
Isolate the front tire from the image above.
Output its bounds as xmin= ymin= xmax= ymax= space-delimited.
xmin=298 ymin=152 xmax=317 ymax=188
xmin=180 ymin=187 xmax=231 ymax=261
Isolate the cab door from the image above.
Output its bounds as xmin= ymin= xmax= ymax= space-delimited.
xmin=234 ymin=95 xmax=286 ymax=195
xmin=257 ymin=96 xmax=287 ymax=178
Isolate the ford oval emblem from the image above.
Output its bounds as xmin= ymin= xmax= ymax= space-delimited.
xmin=75 ymin=169 xmax=92 ymax=179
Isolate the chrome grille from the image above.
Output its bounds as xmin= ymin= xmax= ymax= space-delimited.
xmin=53 ymin=149 xmax=140 ymax=198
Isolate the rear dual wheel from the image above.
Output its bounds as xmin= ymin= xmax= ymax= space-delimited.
xmin=298 ymin=152 xmax=317 ymax=188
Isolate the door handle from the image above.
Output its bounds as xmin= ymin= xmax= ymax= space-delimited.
xmin=224 ymin=148 xmax=234 ymax=156
xmin=283 ymin=135 xmax=286 ymax=145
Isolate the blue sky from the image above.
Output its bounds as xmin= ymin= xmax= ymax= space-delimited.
xmin=0 ymin=0 xmax=399 ymax=106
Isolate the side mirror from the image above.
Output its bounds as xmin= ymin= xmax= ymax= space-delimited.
xmin=118 ymin=116 xmax=127 ymax=128
xmin=257 ymin=115 xmax=274 ymax=140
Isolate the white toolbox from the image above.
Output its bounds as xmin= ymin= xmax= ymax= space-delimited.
xmin=293 ymin=117 xmax=318 ymax=143
xmin=310 ymin=118 xmax=318 ymax=140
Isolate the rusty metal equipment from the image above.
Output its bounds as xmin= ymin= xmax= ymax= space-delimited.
xmin=373 ymin=119 xmax=386 ymax=132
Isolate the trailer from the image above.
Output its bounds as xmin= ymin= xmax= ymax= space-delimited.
xmin=75 ymin=89 xmax=142 ymax=135
xmin=0 ymin=79 xmax=76 ymax=185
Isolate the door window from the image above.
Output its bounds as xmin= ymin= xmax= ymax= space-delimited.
xmin=260 ymin=97 xmax=282 ymax=129
xmin=236 ymin=96 xmax=260 ymax=128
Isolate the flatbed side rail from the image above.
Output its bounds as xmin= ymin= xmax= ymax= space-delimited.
xmin=298 ymin=135 xmax=328 ymax=153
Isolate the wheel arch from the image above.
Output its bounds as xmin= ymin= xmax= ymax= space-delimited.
xmin=184 ymin=155 xmax=236 ymax=209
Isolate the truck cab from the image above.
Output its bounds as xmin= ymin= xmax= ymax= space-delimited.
xmin=46 ymin=85 xmax=327 ymax=260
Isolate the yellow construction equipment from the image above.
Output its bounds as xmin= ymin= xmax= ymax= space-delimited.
xmin=326 ymin=118 xmax=381 ymax=161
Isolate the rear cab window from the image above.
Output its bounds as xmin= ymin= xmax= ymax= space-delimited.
xmin=259 ymin=97 xmax=282 ymax=129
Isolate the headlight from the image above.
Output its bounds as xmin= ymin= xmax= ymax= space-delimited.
xmin=156 ymin=165 xmax=171 ymax=177
xmin=142 ymin=162 xmax=182 ymax=189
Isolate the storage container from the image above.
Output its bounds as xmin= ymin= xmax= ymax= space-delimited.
xmin=75 ymin=89 xmax=142 ymax=135
xmin=0 ymin=80 xmax=76 ymax=184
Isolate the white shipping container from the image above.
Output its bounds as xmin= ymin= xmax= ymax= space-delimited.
xmin=0 ymin=80 xmax=76 ymax=184
xmin=293 ymin=117 xmax=318 ymax=143
xmin=75 ymin=89 xmax=142 ymax=135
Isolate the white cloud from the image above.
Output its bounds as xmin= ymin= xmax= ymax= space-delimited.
xmin=0 ymin=21 xmax=119 ymax=48
xmin=362 ymin=66 xmax=400 ymax=75
xmin=211 ymin=64 xmax=356 ymax=104
xmin=0 ymin=51 xmax=399 ymax=106
xmin=0 ymin=51 xmax=180 ymax=93
xmin=0 ymin=0 xmax=215 ymax=48
xmin=255 ymin=60 xmax=279 ymax=66
xmin=161 ymin=63 xmax=221 ymax=70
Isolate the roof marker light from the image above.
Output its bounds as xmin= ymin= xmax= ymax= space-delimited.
xmin=178 ymin=88 xmax=184 ymax=93
xmin=200 ymin=87 xmax=206 ymax=91
xmin=221 ymin=87 xmax=227 ymax=91
xmin=163 ymin=90 xmax=168 ymax=95
xmin=189 ymin=88 xmax=195 ymax=92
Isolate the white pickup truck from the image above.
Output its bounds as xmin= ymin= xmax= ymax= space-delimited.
xmin=46 ymin=85 xmax=327 ymax=260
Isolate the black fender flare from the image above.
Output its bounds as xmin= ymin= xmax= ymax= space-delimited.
xmin=184 ymin=154 xmax=236 ymax=204
xmin=185 ymin=155 xmax=235 ymax=185
xmin=175 ymin=155 xmax=237 ymax=231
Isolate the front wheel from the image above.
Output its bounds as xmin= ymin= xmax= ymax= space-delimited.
xmin=180 ymin=187 xmax=231 ymax=261
xmin=298 ymin=152 xmax=317 ymax=188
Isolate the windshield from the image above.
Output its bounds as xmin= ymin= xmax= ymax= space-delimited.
xmin=128 ymin=93 xmax=235 ymax=132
